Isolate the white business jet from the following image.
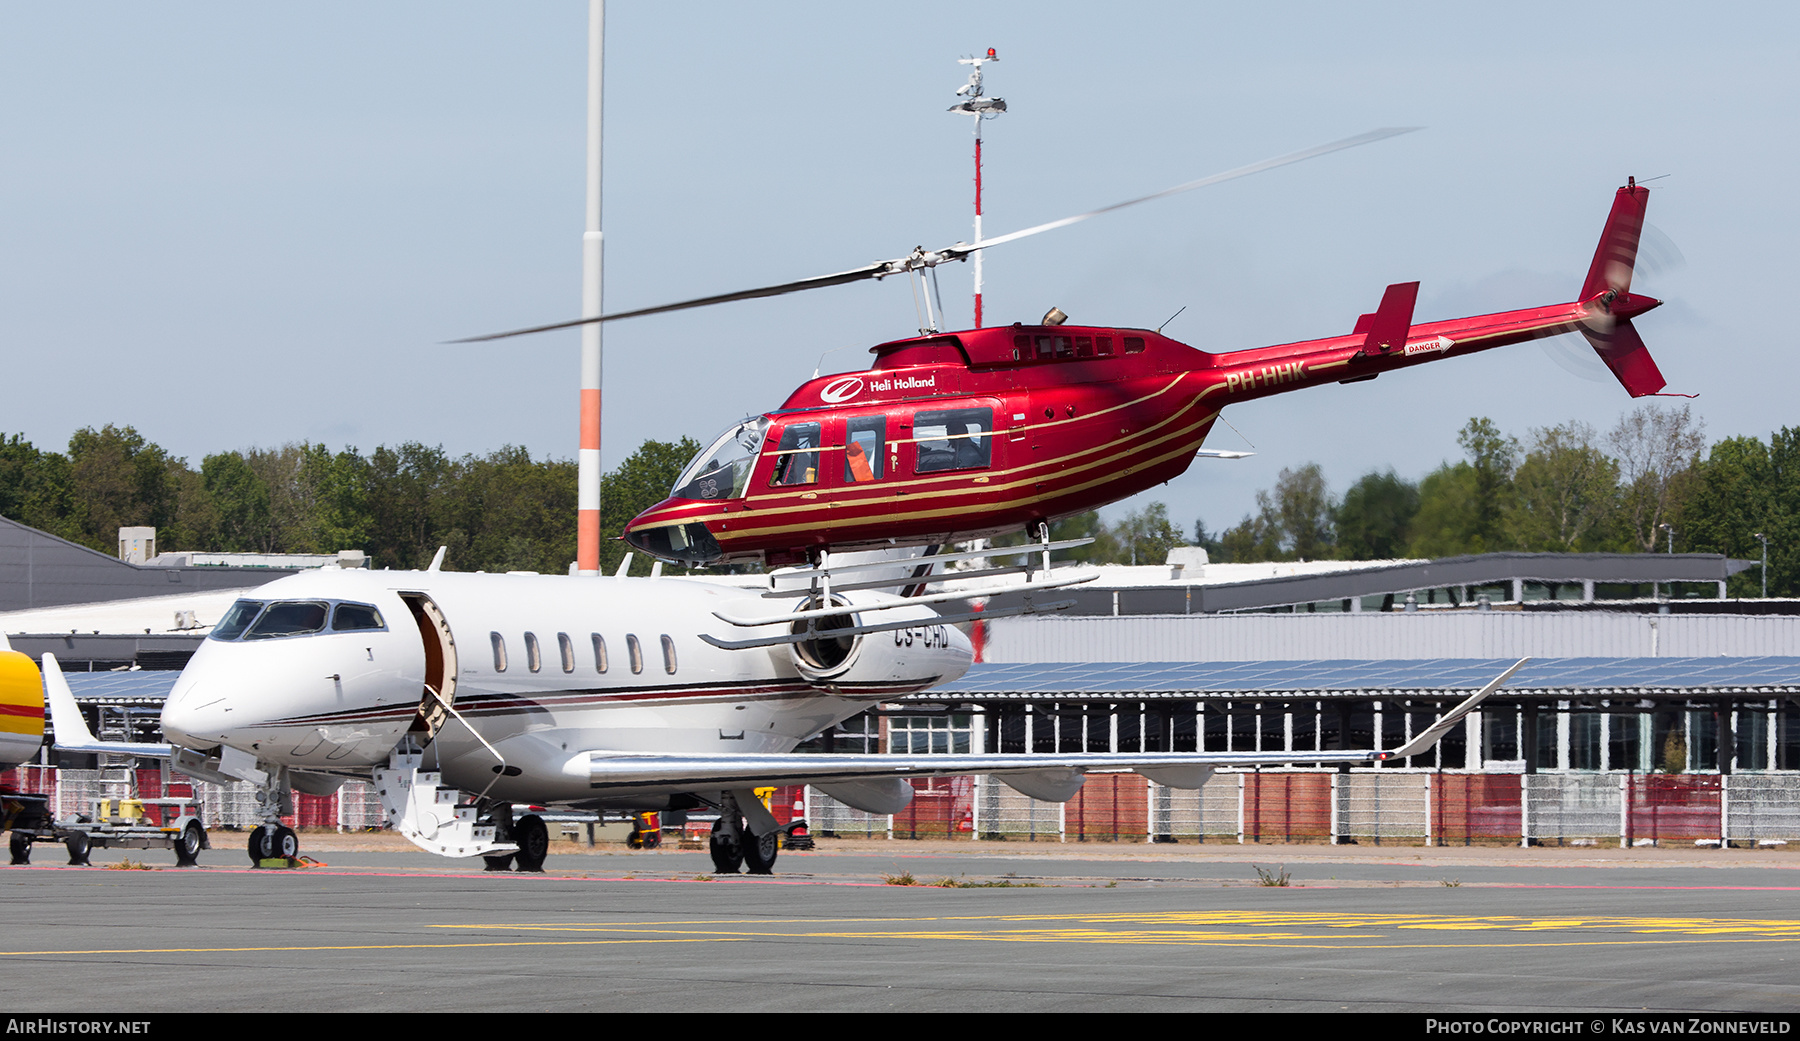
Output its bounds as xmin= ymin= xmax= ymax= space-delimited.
xmin=147 ymin=555 xmax=1523 ymax=874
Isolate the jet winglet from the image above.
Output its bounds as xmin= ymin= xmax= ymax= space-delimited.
xmin=1358 ymin=281 xmax=1419 ymax=355
xmin=1387 ymin=658 xmax=1528 ymax=760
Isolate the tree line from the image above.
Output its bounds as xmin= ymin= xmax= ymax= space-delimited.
xmin=5 ymin=403 xmax=1795 ymax=594
xmin=1147 ymin=403 xmax=1796 ymax=597
xmin=0 ymin=426 xmax=698 ymax=577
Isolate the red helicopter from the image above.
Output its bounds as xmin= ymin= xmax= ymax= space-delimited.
xmin=613 ymin=178 xmax=1668 ymax=570
xmin=462 ymin=132 xmax=1672 ymax=635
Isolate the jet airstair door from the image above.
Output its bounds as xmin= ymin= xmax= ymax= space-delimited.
xmin=400 ymin=593 xmax=458 ymax=743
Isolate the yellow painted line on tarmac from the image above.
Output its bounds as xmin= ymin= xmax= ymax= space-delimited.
xmin=13 ymin=911 xmax=1800 ymax=959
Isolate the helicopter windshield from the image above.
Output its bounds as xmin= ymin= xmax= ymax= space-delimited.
xmin=671 ymin=416 xmax=770 ymax=501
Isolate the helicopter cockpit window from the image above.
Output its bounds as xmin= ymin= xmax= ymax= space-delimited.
xmin=913 ymin=407 xmax=993 ymax=473
xmin=671 ymin=416 xmax=769 ymax=501
xmin=769 ymin=422 xmax=821 ymax=486
xmin=242 ymin=601 xmax=329 ymax=640
xmin=844 ymin=416 xmax=885 ymax=482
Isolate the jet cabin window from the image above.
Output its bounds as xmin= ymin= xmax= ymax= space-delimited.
xmin=490 ymin=632 xmax=508 ymax=673
xmin=591 ymin=633 xmax=609 ymax=673
xmin=769 ymin=422 xmax=821 ymax=487
xmin=660 ymin=634 xmax=678 ymax=675
xmin=913 ymin=407 xmax=993 ymax=473
xmin=524 ymin=632 xmax=542 ymax=673
xmin=626 ymin=634 xmax=644 ymax=675
xmin=558 ymin=632 xmax=575 ymax=674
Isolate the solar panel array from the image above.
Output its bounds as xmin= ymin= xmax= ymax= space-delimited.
xmin=931 ymin=657 xmax=1800 ymax=699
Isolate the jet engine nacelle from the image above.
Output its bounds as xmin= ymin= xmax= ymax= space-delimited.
xmin=787 ymin=596 xmax=972 ymax=693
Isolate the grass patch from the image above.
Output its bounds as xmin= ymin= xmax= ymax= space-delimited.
xmin=1252 ymin=864 xmax=1290 ymax=887
xmin=883 ymin=870 xmax=918 ymax=886
xmin=1440 ymin=878 xmax=1462 ymax=887
xmin=105 ymin=858 xmax=153 ymax=871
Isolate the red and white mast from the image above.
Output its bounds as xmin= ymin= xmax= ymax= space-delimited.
xmin=949 ymin=48 xmax=1004 ymax=328
xmin=576 ymin=0 xmax=605 ymax=575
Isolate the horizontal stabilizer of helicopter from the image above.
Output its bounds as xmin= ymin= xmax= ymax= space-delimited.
xmin=1353 ymin=281 xmax=1420 ymax=356
xmin=717 ymin=570 xmax=1097 ymax=629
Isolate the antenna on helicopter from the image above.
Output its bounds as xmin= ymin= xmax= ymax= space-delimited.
xmin=949 ymin=47 xmax=1005 ymax=329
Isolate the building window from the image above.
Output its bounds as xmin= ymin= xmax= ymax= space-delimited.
xmin=888 ymin=713 xmax=972 ymax=754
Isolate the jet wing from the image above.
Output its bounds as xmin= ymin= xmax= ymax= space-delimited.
xmin=575 ymin=659 xmax=1527 ymax=804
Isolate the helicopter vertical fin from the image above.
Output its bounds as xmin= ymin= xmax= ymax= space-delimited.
xmin=1581 ymin=182 xmax=1647 ymax=301
xmin=1357 ymin=281 xmax=1419 ymax=355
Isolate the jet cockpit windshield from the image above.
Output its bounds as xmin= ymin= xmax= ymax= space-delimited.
xmin=209 ymin=599 xmax=388 ymax=642
xmin=671 ymin=416 xmax=770 ymax=502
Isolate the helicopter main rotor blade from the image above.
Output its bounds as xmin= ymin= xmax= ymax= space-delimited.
xmin=452 ymin=126 xmax=1419 ymax=344
xmin=447 ymin=262 xmax=893 ymax=343
xmin=943 ymin=126 xmax=1421 ymax=257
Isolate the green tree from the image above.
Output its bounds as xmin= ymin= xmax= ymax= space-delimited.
xmin=65 ymin=425 xmax=183 ymax=553
xmin=1505 ymin=422 xmax=1620 ymax=552
xmin=1334 ymin=469 xmax=1420 ymax=560
xmin=1684 ymin=430 xmax=1800 ymax=596
xmin=1609 ymin=404 xmax=1706 ymax=554
xmin=1113 ymin=501 xmax=1186 ymax=566
xmin=599 ymin=437 xmax=703 ymax=575
xmin=200 ymin=451 xmax=273 ymax=552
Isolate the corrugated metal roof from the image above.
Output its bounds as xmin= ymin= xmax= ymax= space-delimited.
xmin=926 ymin=657 xmax=1800 ymax=700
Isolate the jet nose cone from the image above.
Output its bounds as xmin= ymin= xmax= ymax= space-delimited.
xmin=161 ymin=676 xmax=229 ymax=747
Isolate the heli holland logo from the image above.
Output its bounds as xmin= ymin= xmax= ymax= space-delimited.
xmin=820 ymin=376 xmax=864 ymax=403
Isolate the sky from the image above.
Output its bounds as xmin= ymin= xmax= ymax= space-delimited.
xmin=2 ymin=2 xmax=1794 ymax=538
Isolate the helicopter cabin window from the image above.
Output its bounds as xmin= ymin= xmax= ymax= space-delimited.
xmin=591 ymin=633 xmax=609 ymax=673
xmin=1096 ymin=336 xmax=1114 ymax=356
xmin=626 ymin=633 xmax=644 ymax=675
xmin=1124 ymin=336 xmax=1146 ymax=354
xmin=1074 ymin=335 xmax=1094 ymax=358
xmin=769 ymin=422 xmax=821 ymax=487
xmin=558 ymin=632 xmax=575 ymax=674
xmin=490 ymin=632 xmax=508 ymax=673
xmin=913 ymin=407 xmax=993 ymax=473
xmin=1031 ymin=335 xmax=1075 ymax=360
xmin=660 ymin=634 xmax=678 ymax=675
xmin=524 ymin=631 xmax=542 ymax=673
xmin=844 ymin=415 xmax=885 ymax=482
